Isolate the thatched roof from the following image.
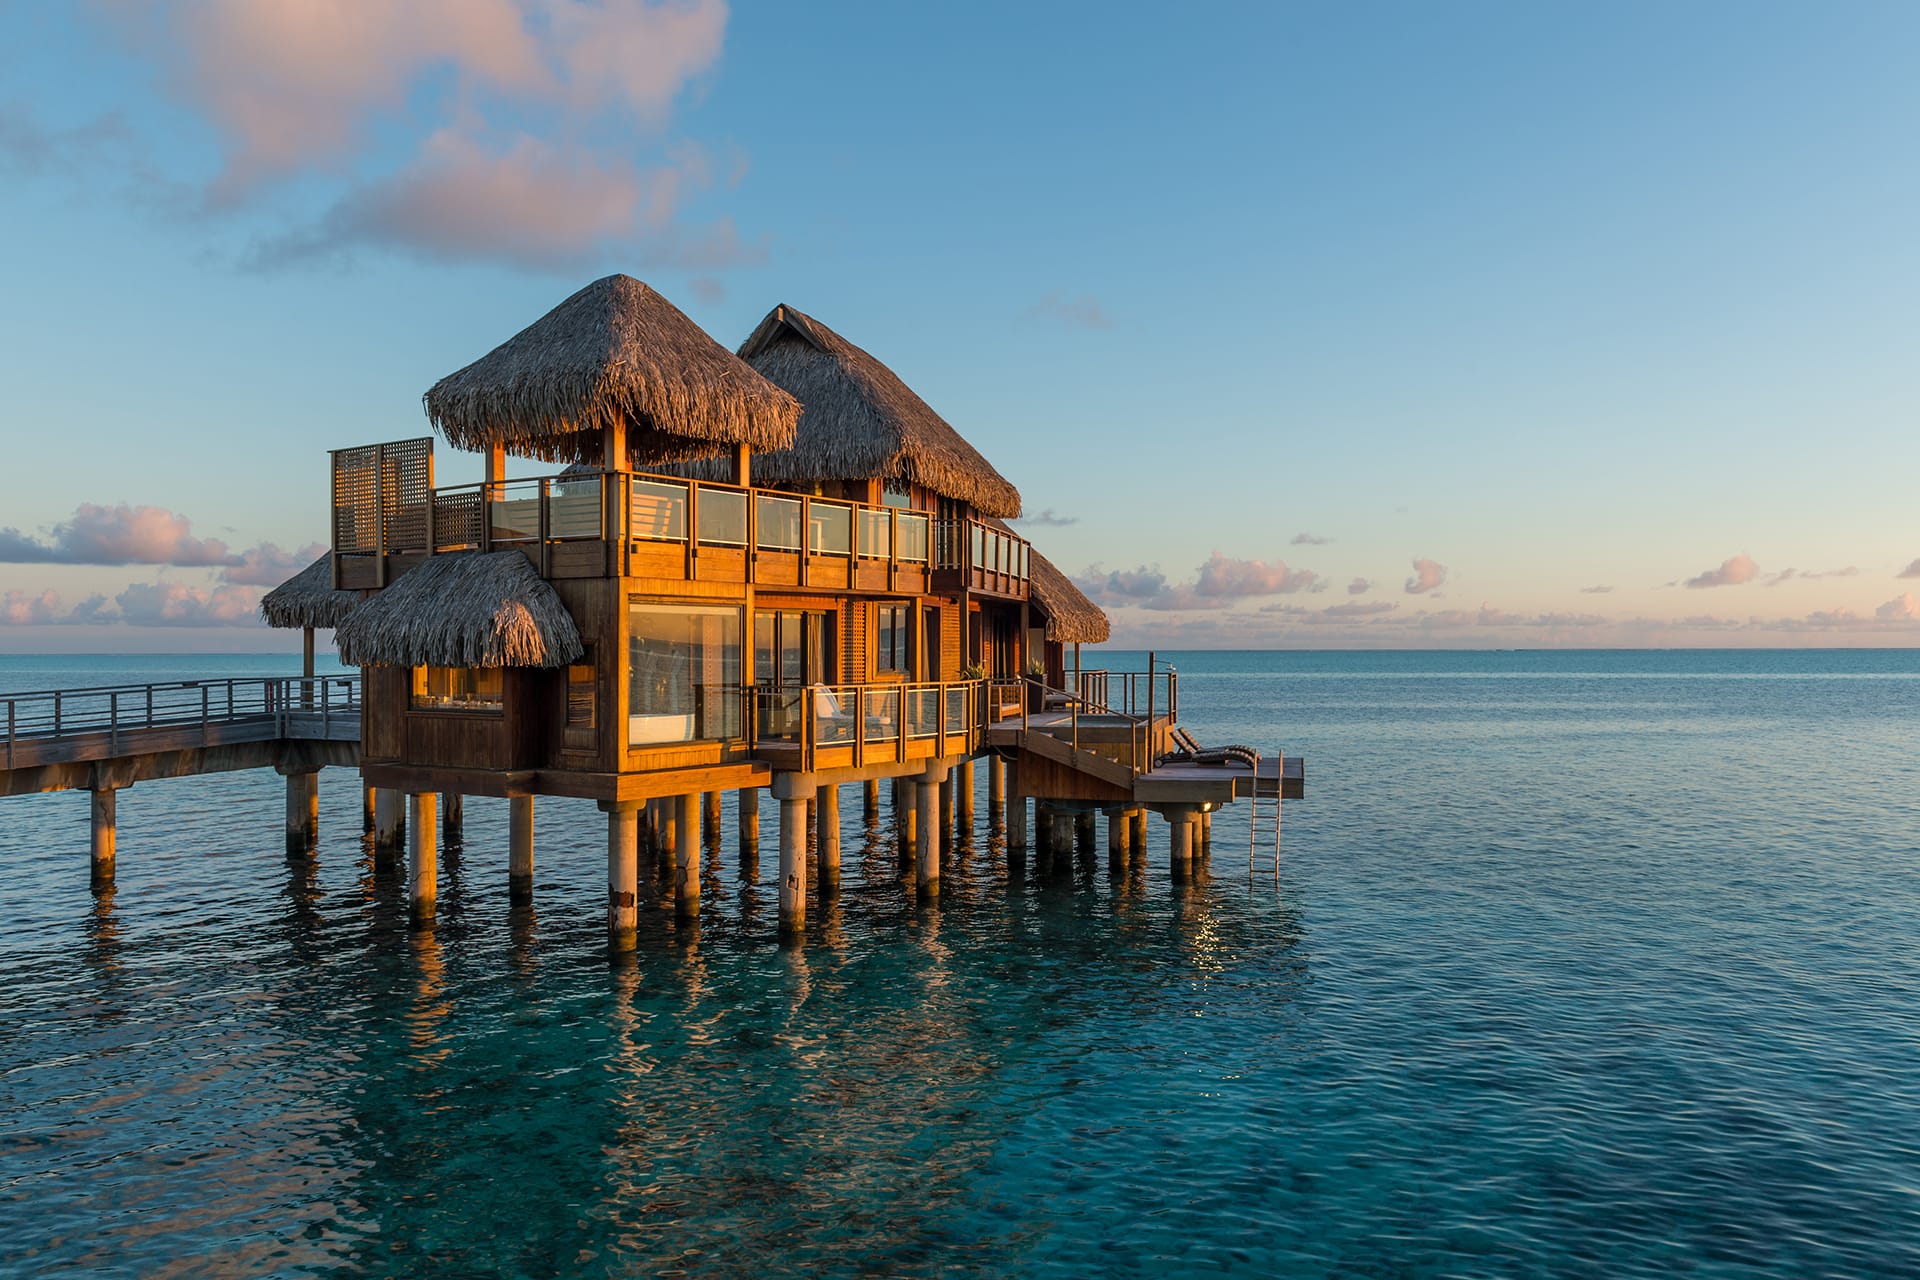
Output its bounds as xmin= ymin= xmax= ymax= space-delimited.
xmin=423 ymin=275 xmax=801 ymax=467
xmin=259 ymin=555 xmax=360 ymax=630
xmin=1028 ymin=548 xmax=1110 ymax=645
xmin=333 ymin=552 xmax=584 ymax=668
xmin=667 ymin=304 xmax=1021 ymax=517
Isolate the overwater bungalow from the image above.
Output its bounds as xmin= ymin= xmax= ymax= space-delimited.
xmin=283 ymin=275 xmax=1298 ymax=947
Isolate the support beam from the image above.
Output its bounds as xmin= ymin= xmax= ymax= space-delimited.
xmin=917 ymin=765 xmax=946 ymax=899
xmin=938 ymin=775 xmax=953 ymax=842
xmin=1130 ymin=808 xmax=1149 ymax=859
xmin=674 ymin=793 xmax=699 ymax=921
xmin=283 ymin=769 xmax=319 ymax=858
xmin=408 ymin=791 xmax=438 ymax=926
xmin=739 ymin=786 xmax=760 ymax=862
xmin=864 ymin=779 xmax=879 ymax=819
xmin=817 ymin=783 xmax=841 ymax=894
xmin=988 ymin=755 xmax=1005 ymax=824
xmin=374 ymin=787 xmax=404 ymax=870
xmin=703 ymin=790 xmax=721 ymax=837
xmin=779 ymin=792 xmax=810 ymax=936
xmin=442 ymin=793 xmax=463 ymax=841
xmin=605 ymin=801 xmax=639 ymax=951
xmin=1108 ymin=809 xmax=1128 ymax=872
xmin=899 ymin=780 xmax=918 ymax=856
xmin=509 ymin=795 xmax=535 ymax=904
xmin=90 ymin=787 xmax=116 ymax=890
xmin=957 ymin=758 xmax=974 ymax=831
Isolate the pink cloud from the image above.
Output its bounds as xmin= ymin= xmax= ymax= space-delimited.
xmin=1 ymin=589 xmax=65 ymax=625
xmin=1876 ymin=593 xmax=1920 ymax=622
xmin=1079 ymin=553 xmax=1323 ymax=612
xmin=1404 ymin=558 xmax=1447 ymax=595
xmin=221 ymin=541 xmax=327 ymax=587
xmin=1347 ymin=577 xmax=1373 ymax=596
xmin=0 ymin=503 xmax=233 ymax=565
xmin=1684 ymin=554 xmax=1760 ymax=588
xmin=1898 ymin=559 xmax=1920 ymax=579
xmin=1195 ymin=552 xmax=1318 ymax=598
xmin=113 ymin=582 xmax=262 ymax=627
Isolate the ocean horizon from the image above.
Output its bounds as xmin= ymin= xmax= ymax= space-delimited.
xmin=3 ymin=647 xmax=1917 ymax=1277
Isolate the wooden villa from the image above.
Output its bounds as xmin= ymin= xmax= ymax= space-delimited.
xmin=285 ymin=275 xmax=1300 ymax=948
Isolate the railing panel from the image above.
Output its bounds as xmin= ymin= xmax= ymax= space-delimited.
xmin=630 ymin=479 xmax=689 ymax=541
xmin=898 ymin=513 xmax=929 ymax=563
xmin=755 ymin=494 xmax=802 ymax=552
xmin=857 ymin=509 xmax=891 ymax=559
xmin=433 ymin=488 xmax=484 ymax=549
xmin=547 ymin=475 xmax=603 ymax=539
xmin=810 ymin=501 xmax=852 ymax=555
xmin=697 ymin=486 xmax=748 ymax=546
xmin=810 ymin=684 xmax=859 ymax=746
xmin=905 ymin=686 xmax=940 ymax=739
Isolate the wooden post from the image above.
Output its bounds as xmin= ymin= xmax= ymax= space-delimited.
xmin=988 ymin=755 xmax=1004 ymax=824
xmin=408 ymin=791 xmax=438 ymax=926
xmin=1168 ymin=806 xmax=1194 ymax=884
xmin=917 ymin=765 xmax=944 ymax=899
xmin=779 ymin=791 xmax=809 ymax=936
xmin=283 ymin=769 xmax=318 ymax=858
xmin=442 ymin=793 xmax=463 ymax=841
xmin=1199 ymin=808 xmax=1213 ymax=859
xmin=899 ymin=780 xmax=918 ymax=855
xmin=1034 ymin=800 xmax=1051 ymax=854
xmin=509 ymin=795 xmax=534 ymax=904
xmin=1108 ymin=809 xmax=1127 ymax=872
xmin=958 ymin=758 xmax=974 ymax=831
xmin=675 ymin=793 xmax=699 ymax=921
xmin=374 ymin=787 xmax=404 ymax=869
xmin=362 ymin=784 xmax=376 ymax=833
xmin=739 ymin=786 xmax=760 ymax=860
xmin=1076 ymin=810 xmax=1096 ymax=849
xmin=703 ymin=790 xmax=721 ymax=837
xmin=1054 ymin=811 xmax=1074 ymax=856
xmin=938 ymin=775 xmax=954 ymax=842
xmin=864 ymin=779 xmax=879 ymax=819
xmin=605 ymin=801 xmax=639 ymax=952
xmin=817 ymin=783 xmax=841 ymax=894
xmin=660 ymin=799 xmax=679 ymax=863
xmin=1130 ymin=808 xmax=1149 ymax=859
xmin=90 ymin=787 xmax=116 ymax=890
xmin=1008 ymin=786 xmax=1027 ymax=851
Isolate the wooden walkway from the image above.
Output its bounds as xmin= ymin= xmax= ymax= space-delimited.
xmin=0 ymin=676 xmax=361 ymax=797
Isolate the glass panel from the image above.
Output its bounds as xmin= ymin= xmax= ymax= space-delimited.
xmin=567 ymin=661 xmax=595 ymax=727
xmin=628 ymin=603 xmax=741 ymax=744
xmin=630 ymin=480 xmax=687 ymax=541
xmin=899 ymin=513 xmax=929 ymax=563
xmin=809 ymin=501 xmax=851 ymax=555
xmin=757 ymin=687 xmax=802 ymax=741
xmin=754 ymin=612 xmax=776 ymax=692
xmin=696 ymin=486 xmax=747 ymax=546
xmin=970 ymin=524 xmax=985 ymax=569
xmin=548 ymin=475 xmax=602 ymax=539
xmin=858 ymin=509 xmax=891 ymax=559
xmin=866 ymin=688 xmax=899 ymax=744
xmin=755 ymin=494 xmax=802 ymax=551
xmin=410 ymin=666 xmax=502 ymax=712
xmin=811 ymin=685 xmax=857 ymax=746
xmin=489 ymin=479 xmax=544 ymax=543
xmin=806 ymin=613 xmax=829 ymax=686
xmin=945 ymin=685 xmax=968 ymax=735
xmin=882 ymin=481 xmax=912 ymax=508
xmin=906 ymin=686 xmax=939 ymax=738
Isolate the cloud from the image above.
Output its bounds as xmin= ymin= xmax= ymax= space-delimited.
xmin=79 ymin=0 xmax=735 ymax=271
xmin=0 ymin=583 xmax=261 ymax=628
xmin=1291 ymin=533 xmax=1332 ymax=546
xmin=0 ymin=503 xmax=235 ymax=565
xmin=1404 ymin=558 xmax=1447 ymax=595
xmin=1347 ymin=577 xmax=1373 ymax=596
xmin=1014 ymin=509 xmax=1079 ymax=528
xmin=1318 ymin=600 xmax=1398 ymax=619
xmin=0 ymin=104 xmax=135 ymax=179
xmin=1195 ymin=553 xmax=1318 ymax=598
xmin=1076 ymin=553 xmax=1321 ymax=612
xmin=1876 ymin=593 xmax=1920 ymax=622
xmin=1025 ymin=293 xmax=1112 ymax=330
xmin=1684 ymin=554 xmax=1760 ymax=589
xmin=1 ymin=590 xmax=67 ymax=625
xmin=221 ymin=541 xmax=327 ymax=586
xmin=1899 ymin=559 xmax=1920 ymax=579
xmin=1580 ymin=585 xmax=1614 ymax=594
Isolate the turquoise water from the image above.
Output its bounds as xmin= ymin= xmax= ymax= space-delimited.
xmin=3 ymin=649 xmax=1919 ymax=1277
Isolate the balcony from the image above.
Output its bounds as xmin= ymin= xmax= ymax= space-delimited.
xmin=932 ymin=517 xmax=1030 ymax=600
xmin=330 ymin=439 xmax=943 ymax=593
xmin=753 ymin=679 xmax=986 ymax=774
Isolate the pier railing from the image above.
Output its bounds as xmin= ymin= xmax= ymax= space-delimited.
xmin=2 ymin=676 xmax=361 ymax=770
xmin=754 ymin=678 xmax=987 ymax=774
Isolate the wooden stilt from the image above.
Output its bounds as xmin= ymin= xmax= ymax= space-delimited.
xmin=1008 ymin=787 xmax=1027 ymax=851
xmin=864 ymin=778 xmax=879 ymax=819
xmin=779 ymin=792 xmax=809 ymax=936
xmin=988 ymin=755 xmax=1004 ymax=824
xmin=674 ymin=793 xmax=699 ymax=921
xmin=703 ymin=790 xmax=721 ymax=836
xmin=1076 ymin=810 xmax=1096 ymax=850
xmin=509 ymin=794 xmax=534 ymax=904
xmin=90 ymin=787 xmax=116 ymax=890
xmin=1108 ymin=809 xmax=1127 ymax=873
xmin=957 ymin=758 xmax=975 ymax=831
xmin=1169 ymin=807 xmax=1193 ymax=883
xmin=282 ymin=769 xmax=319 ymax=858
xmin=817 ymin=783 xmax=841 ymax=894
xmin=408 ymin=791 xmax=438 ymax=926
xmin=374 ymin=787 xmax=404 ymax=870
xmin=1130 ymin=808 xmax=1149 ymax=859
xmin=739 ymin=786 xmax=760 ymax=859
xmin=605 ymin=801 xmax=639 ymax=951
xmin=917 ymin=766 xmax=944 ymax=898
xmin=442 ymin=792 xmax=463 ymax=841
xmin=899 ymin=780 xmax=918 ymax=856
xmin=938 ymin=775 xmax=953 ymax=842
xmin=362 ymin=785 xmax=376 ymax=833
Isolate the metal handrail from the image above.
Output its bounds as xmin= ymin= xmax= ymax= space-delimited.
xmin=1 ymin=676 xmax=361 ymax=769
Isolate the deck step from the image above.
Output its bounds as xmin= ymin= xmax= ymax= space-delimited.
xmin=1014 ymin=727 xmax=1136 ymax=789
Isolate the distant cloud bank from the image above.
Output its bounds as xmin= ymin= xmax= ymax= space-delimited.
xmin=0 ymin=503 xmax=319 ymax=585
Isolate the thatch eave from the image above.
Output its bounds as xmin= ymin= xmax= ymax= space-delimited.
xmin=259 ymin=555 xmax=360 ymax=630
xmin=423 ymin=275 xmax=800 ymax=467
xmin=332 ymin=551 xmax=584 ymax=669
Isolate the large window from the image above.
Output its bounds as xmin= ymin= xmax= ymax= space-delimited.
xmin=411 ymin=666 xmax=502 ymax=712
xmin=755 ymin=610 xmax=833 ymax=738
xmin=628 ymin=603 xmax=742 ymax=744
xmin=876 ymin=603 xmax=912 ymax=675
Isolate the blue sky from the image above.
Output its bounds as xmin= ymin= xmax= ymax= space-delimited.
xmin=3 ymin=0 xmax=1918 ymax=650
